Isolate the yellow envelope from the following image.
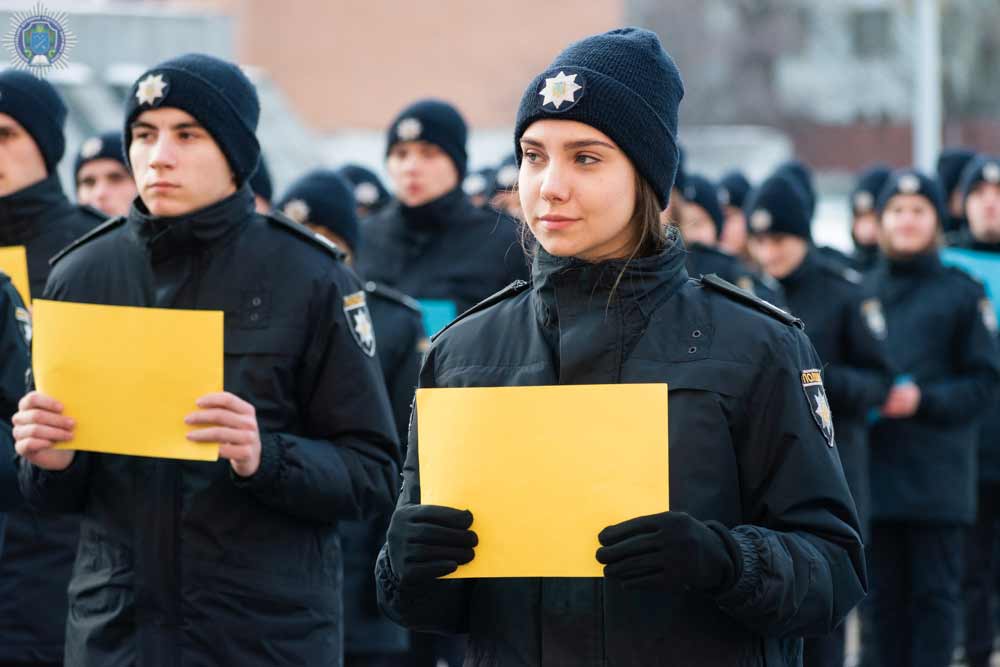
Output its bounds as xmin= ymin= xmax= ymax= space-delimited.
xmin=417 ymin=383 xmax=669 ymax=578
xmin=0 ymin=245 xmax=30 ymax=304
xmin=32 ymin=299 xmax=224 ymax=461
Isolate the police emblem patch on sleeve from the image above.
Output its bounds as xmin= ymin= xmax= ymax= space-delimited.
xmin=343 ymin=291 xmax=376 ymax=357
xmin=14 ymin=305 xmax=31 ymax=345
xmin=981 ymin=297 xmax=999 ymax=336
xmin=861 ymin=297 xmax=887 ymax=340
xmin=801 ymin=369 xmax=835 ymax=447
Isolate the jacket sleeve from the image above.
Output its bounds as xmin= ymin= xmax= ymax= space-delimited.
xmin=386 ymin=312 xmax=427 ymax=452
xmin=232 ymin=264 xmax=401 ymax=524
xmin=823 ymin=292 xmax=894 ymax=416
xmin=0 ymin=280 xmax=29 ymax=511
xmin=714 ymin=326 xmax=868 ymax=637
xmin=376 ymin=343 xmax=473 ymax=634
xmin=916 ymin=284 xmax=1000 ymax=425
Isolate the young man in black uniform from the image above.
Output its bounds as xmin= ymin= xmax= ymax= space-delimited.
xmin=953 ymin=155 xmax=1000 ymax=667
xmin=278 ymin=169 xmax=427 ymax=666
xmin=0 ymin=70 xmax=104 ymax=667
xmin=12 ymin=53 xmax=399 ymax=666
xmin=745 ymin=172 xmax=895 ymax=667
xmin=356 ymin=99 xmax=528 ymax=325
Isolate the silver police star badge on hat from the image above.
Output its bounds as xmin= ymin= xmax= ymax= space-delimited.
xmin=282 ymin=198 xmax=310 ymax=225
xmin=898 ymin=173 xmax=921 ymax=194
xmin=750 ymin=209 xmax=772 ymax=232
xmin=853 ymin=191 xmax=874 ymax=214
xmin=354 ymin=182 xmax=379 ymax=207
xmin=539 ymin=70 xmax=583 ymax=111
xmin=396 ymin=117 xmax=422 ymax=141
xmin=463 ymin=173 xmax=487 ymax=197
xmin=79 ymin=136 xmax=103 ymax=159
xmin=135 ymin=73 xmax=167 ymax=106
xmin=984 ymin=163 xmax=1000 ymax=184
xmin=496 ymin=164 xmax=518 ymax=189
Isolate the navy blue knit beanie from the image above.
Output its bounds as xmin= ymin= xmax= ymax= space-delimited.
xmin=937 ymin=147 xmax=976 ymax=198
xmin=513 ymin=27 xmax=684 ymax=211
xmin=959 ymin=155 xmax=1000 ymax=205
xmin=850 ymin=164 xmax=891 ymax=217
xmin=123 ymin=53 xmax=261 ymax=185
xmin=73 ymin=131 xmax=127 ymax=180
xmin=0 ymin=69 xmax=67 ymax=173
xmin=276 ymin=169 xmax=359 ymax=253
xmin=718 ymin=170 xmax=751 ymax=209
xmin=337 ymin=164 xmax=391 ymax=213
xmin=249 ymin=154 xmax=272 ymax=203
xmin=386 ymin=99 xmax=468 ymax=179
xmin=745 ymin=173 xmax=812 ymax=241
xmin=876 ymin=169 xmax=947 ymax=225
xmin=682 ymin=174 xmax=724 ymax=236
xmin=774 ymin=160 xmax=816 ymax=220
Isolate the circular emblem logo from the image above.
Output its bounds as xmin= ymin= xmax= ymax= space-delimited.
xmin=396 ymin=117 xmax=422 ymax=142
xmin=750 ymin=209 xmax=773 ymax=232
xmin=4 ymin=5 xmax=75 ymax=73
xmin=538 ymin=69 xmax=586 ymax=113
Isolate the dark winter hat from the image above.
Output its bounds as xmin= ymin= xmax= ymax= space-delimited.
xmin=386 ymin=99 xmax=468 ymax=179
xmin=850 ymin=164 xmax=892 ymax=217
xmin=337 ymin=164 xmax=391 ymax=213
xmin=276 ymin=169 xmax=359 ymax=253
xmin=744 ymin=173 xmax=812 ymax=241
xmin=463 ymin=167 xmax=496 ymax=200
xmin=876 ymin=168 xmax=947 ymax=225
xmin=123 ymin=53 xmax=261 ymax=185
xmin=936 ymin=147 xmax=977 ymax=198
xmin=248 ymin=154 xmax=272 ymax=203
xmin=493 ymin=153 xmax=518 ymax=194
xmin=513 ymin=27 xmax=684 ymax=210
xmin=0 ymin=69 xmax=67 ymax=173
xmin=774 ymin=160 xmax=816 ymax=220
xmin=682 ymin=174 xmax=724 ymax=236
xmin=718 ymin=170 xmax=751 ymax=209
xmin=73 ymin=131 xmax=127 ymax=181
xmin=959 ymin=154 xmax=1000 ymax=205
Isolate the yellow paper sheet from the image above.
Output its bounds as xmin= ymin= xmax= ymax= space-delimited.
xmin=32 ymin=299 xmax=224 ymax=461
xmin=0 ymin=245 xmax=30 ymax=304
xmin=417 ymin=383 xmax=669 ymax=578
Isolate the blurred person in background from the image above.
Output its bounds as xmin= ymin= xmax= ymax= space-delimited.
xmin=73 ymin=131 xmax=136 ymax=218
xmin=937 ymin=148 xmax=977 ymax=238
xmin=717 ymin=169 xmax=751 ymax=258
xmin=339 ymin=164 xmax=393 ymax=220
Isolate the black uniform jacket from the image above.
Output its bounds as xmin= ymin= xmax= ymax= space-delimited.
xmin=377 ymin=235 xmax=867 ymax=666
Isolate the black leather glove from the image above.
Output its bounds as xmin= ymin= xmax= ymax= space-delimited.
xmin=596 ymin=511 xmax=740 ymax=593
xmin=386 ymin=504 xmax=478 ymax=586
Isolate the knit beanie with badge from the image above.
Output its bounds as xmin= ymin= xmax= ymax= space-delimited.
xmin=682 ymin=174 xmax=724 ymax=237
xmin=959 ymin=154 xmax=1000 ymax=205
xmin=876 ymin=169 xmax=947 ymax=225
xmin=717 ymin=170 xmax=751 ymax=210
xmin=937 ymin=148 xmax=977 ymax=200
xmin=850 ymin=164 xmax=891 ymax=218
xmin=0 ymin=69 xmax=67 ymax=173
xmin=744 ymin=173 xmax=812 ymax=241
xmin=276 ymin=169 xmax=359 ymax=254
xmin=513 ymin=27 xmax=685 ymax=211
xmin=386 ymin=99 xmax=468 ymax=179
xmin=74 ymin=130 xmax=127 ymax=181
xmin=338 ymin=164 xmax=391 ymax=213
xmin=123 ymin=53 xmax=261 ymax=186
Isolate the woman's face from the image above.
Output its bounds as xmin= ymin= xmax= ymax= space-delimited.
xmin=880 ymin=194 xmax=938 ymax=257
xmin=519 ymin=119 xmax=638 ymax=262
xmin=386 ymin=141 xmax=458 ymax=207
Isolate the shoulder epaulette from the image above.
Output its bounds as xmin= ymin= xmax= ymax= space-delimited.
xmin=265 ymin=211 xmax=347 ymax=261
xmin=431 ymin=280 xmax=531 ymax=343
xmin=49 ymin=216 xmax=126 ymax=267
xmin=364 ymin=281 xmax=422 ymax=314
xmin=700 ymin=273 xmax=803 ymax=329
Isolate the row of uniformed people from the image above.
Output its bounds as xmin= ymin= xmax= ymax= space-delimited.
xmin=668 ymin=151 xmax=1000 ymax=667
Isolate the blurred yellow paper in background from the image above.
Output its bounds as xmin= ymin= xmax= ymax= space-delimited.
xmin=0 ymin=246 xmax=30 ymax=304
xmin=417 ymin=383 xmax=669 ymax=578
xmin=32 ymin=299 xmax=224 ymax=461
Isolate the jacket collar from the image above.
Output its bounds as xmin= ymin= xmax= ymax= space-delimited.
xmin=0 ymin=174 xmax=72 ymax=245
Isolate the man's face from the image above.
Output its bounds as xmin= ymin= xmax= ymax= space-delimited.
xmin=748 ymin=233 xmax=809 ymax=279
xmin=76 ymin=159 xmax=137 ymax=217
xmin=128 ymin=107 xmax=236 ymax=217
xmin=0 ymin=113 xmax=47 ymax=197
xmin=966 ymin=182 xmax=1000 ymax=244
